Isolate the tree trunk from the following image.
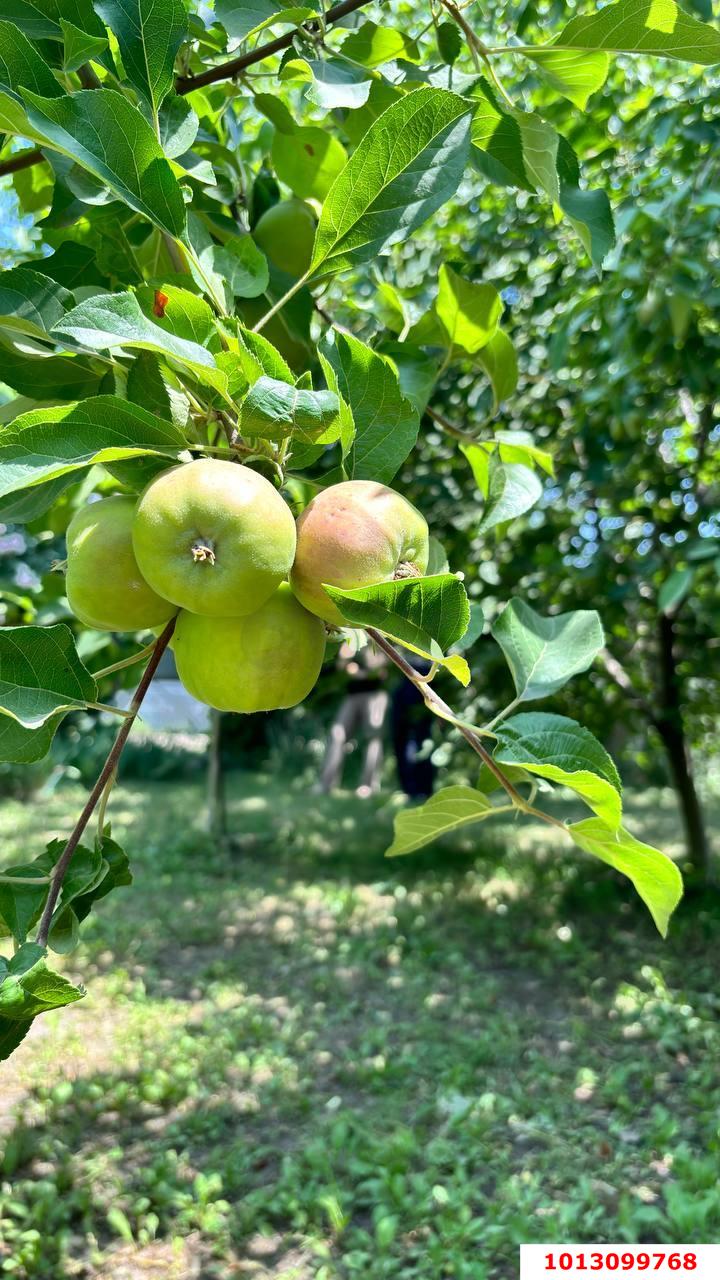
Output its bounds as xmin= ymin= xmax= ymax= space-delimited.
xmin=656 ymin=614 xmax=713 ymax=883
xmin=207 ymin=709 xmax=226 ymax=841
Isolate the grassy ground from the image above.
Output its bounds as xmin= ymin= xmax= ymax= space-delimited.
xmin=1 ymin=773 xmax=719 ymax=1279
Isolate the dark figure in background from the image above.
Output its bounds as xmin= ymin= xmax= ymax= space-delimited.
xmin=317 ymin=641 xmax=389 ymax=796
xmin=390 ymin=653 xmax=436 ymax=799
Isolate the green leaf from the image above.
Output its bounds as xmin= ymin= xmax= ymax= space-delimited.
xmin=325 ymin=574 xmax=471 ymax=684
xmin=210 ymin=235 xmax=269 ymax=301
xmin=386 ymin=786 xmax=495 ymax=856
xmin=285 ymin=57 xmax=371 ymax=110
xmin=379 ymin=343 xmax=439 ymax=418
xmin=0 ymin=943 xmax=85 ymax=1035
xmin=272 ymin=123 xmax=347 ymax=201
xmin=492 ymin=430 xmax=554 ymax=476
xmin=0 ymin=711 xmax=64 ymax=764
xmin=240 ymin=376 xmax=339 ymax=440
xmin=2 ymin=88 xmax=186 ymax=236
xmin=310 ymin=87 xmax=472 ymax=277
xmin=0 ymin=624 xmax=97 ymax=730
xmin=526 ymin=48 xmax=609 ymax=109
xmin=0 ymin=267 xmax=73 ymax=339
xmin=559 ymin=182 xmax=616 ymax=271
xmin=71 ymin=834 xmax=132 ymax=924
xmin=568 ymin=818 xmax=683 ymax=936
xmin=0 ymin=395 xmax=186 ymax=507
xmin=0 ymin=345 xmax=103 ymax=401
xmin=340 ymin=21 xmax=419 ymax=68
xmin=555 ymin=0 xmax=720 ymax=64
xmin=0 ymin=18 xmax=66 ymax=97
xmin=52 ymin=292 xmax=227 ymax=394
xmin=0 ymin=863 xmax=49 ymax=944
xmin=491 ymin=599 xmax=605 ymax=703
xmin=60 ymin=18 xmax=108 ymax=72
xmin=158 ymin=93 xmax=198 ymax=158
xmin=477 ymin=457 xmax=543 ymax=532
xmin=476 ymin=329 xmax=518 ymax=408
xmin=94 ymin=0 xmax=187 ymax=118
xmin=1 ymin=2 xmax=62 ymax=40
xmin=0 ymin=1017 xmax=33 ymax=1061
xmin=658 ymin=566 xmax=694 ymax=614
xmin=215 ymin=0 xmax=317 ymax=42
xmin=495 ymin=712 xmax=623 ymax=829
xmin=437 ymin=20 xmax=462 ymax=65
xmin=436 ymin=265 xmax=502 ymax=354
xmin=324 ymin=331 xmax=418 ymax=484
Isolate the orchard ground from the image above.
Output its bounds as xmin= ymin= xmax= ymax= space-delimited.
xmin=1 ymin=772 xmax=719 ymax=1279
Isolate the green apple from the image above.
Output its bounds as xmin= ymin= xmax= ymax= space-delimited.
xmin=132 ymin=459 xmax=296 ymax=617
xmin=290 ymin=480 xmax=430 ymax=624
xmin=253 ymin=199 xmax=316 ymax=277
xmin=173 ymin=584 xmax=326 ymax=712
xmin=66 ymin=496 xmax=177 ymax=632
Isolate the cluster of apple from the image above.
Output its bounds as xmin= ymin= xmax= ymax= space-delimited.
xmin=65 ymin=460 xmax=430 ymax=713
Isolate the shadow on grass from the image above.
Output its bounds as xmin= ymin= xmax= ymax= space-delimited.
xmin=2 ymin=775 xmax=720 ymax=1278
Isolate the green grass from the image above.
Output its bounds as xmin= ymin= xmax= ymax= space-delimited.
xmin=1 ymin=774 xmax=719 ymax=1279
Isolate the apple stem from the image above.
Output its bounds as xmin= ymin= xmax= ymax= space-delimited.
xmin=394 ymin=562 xmax=423 ymax=580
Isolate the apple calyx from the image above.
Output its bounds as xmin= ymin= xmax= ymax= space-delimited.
xmin=191 ymin=541 xmax=216 ymax=565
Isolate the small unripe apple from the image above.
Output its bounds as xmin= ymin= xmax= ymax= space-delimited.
xmin=290 ymin=480 xmax=430 ymax=624
xmin=173 ymin=584 xmax=326 ymax=713
xmin=253 ymin=199 xmax=316 ymax=277
xmin=66 ymin=496 xmax=177 ymax=632
xmin=132 ymin=459 xmax=296 ymax=617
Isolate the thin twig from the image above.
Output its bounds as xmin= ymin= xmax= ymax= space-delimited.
xmin=35 ymin=617 xmax=176 ymax=948
xmin=0 ymin=0 xmax=376 ymax=180
xmin=174 ymin=0 xmax=373 ymax=93
xmin=366 ymin=627 xmax=565 ymax=828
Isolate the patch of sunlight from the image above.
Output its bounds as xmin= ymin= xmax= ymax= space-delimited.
xmin=239 ymin=795 xmax=269 ymax=811
xmin=647 ymin=0 xmax=678 ymax=36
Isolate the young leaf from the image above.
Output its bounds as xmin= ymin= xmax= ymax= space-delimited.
xmin=240 ymin=377 xmax=339 ymax=440
xmin=386 ymin=786 xmax=495 ymax=856
xmin=4 ymin=88 xmax=186 ymax=236
xmin=477 ymin=458 xmax=543 ymax=533
xmin=494 ymin=712 xmax=623 ymax=829
xmin=0 ymin=624 xmax=97 ymax=729
xmin=94 ymin=0 xmax=188 ymax=120
xmin=0 ymin=396 xmax=186 ymax=505
xmin=325 ymin=574 xmax=471 ymax=684
xmin=568 ymin=818 xmax=683 ymax=937
xmin=491 ymin=599 xmax=605 ymax=702
xmin=554 ymin=0 xmax=720 ymax=64
xmin=60 ymin=18 xmax=109 ymax=72
xmin=323 ymin=331 xmax=419 ymax=484
xmin=310 ymin=88 xmax=472 ymax=277
xmin=436 ymin=265 xmax=503 ymax=354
